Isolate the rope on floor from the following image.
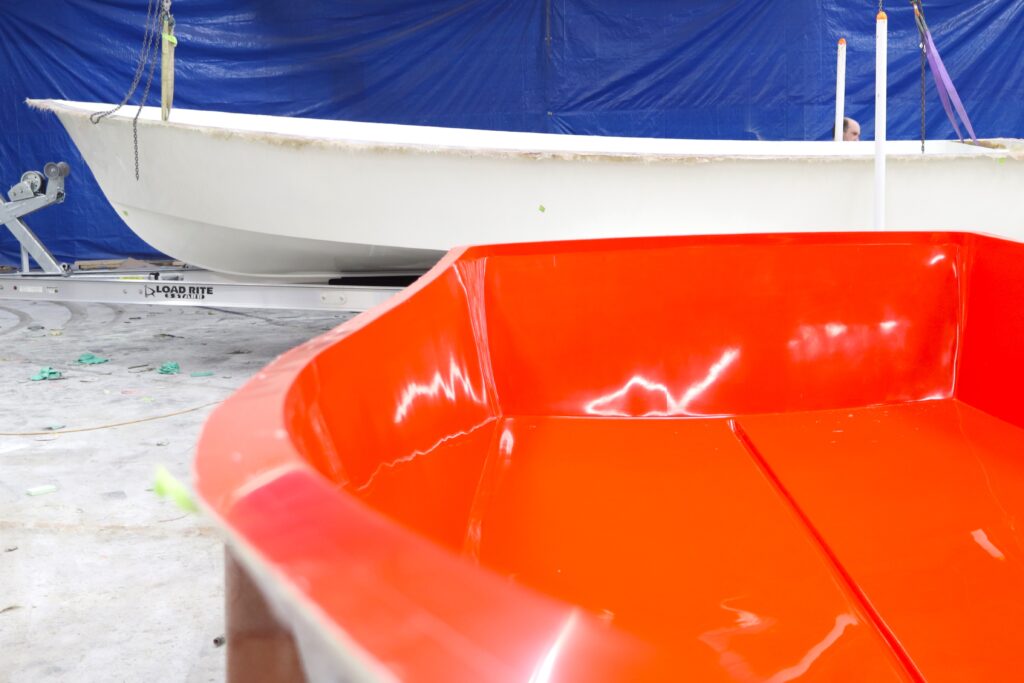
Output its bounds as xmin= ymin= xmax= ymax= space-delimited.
xmin=0 ymin=400 xmax=221 ymax=436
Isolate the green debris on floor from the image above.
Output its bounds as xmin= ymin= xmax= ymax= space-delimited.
xmin=153 ymin=466 xmax=197 ymax=513
xmin=157 ymin=361 xmax=180 ymax=375
xmin=76 ymin=353 xmax=109 ymax=365
xmin=25 ymin=484 xmax=58 ymax=497
xmin=189 ymin=370 xmax=215 ymax=377
xmin=30 ymin=367 xmax=62 ymax=381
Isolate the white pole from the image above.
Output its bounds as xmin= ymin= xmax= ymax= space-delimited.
xmin=875 ymin=11 xmax=887 ymax=229
xmin=835 ymin=38 xmax=847 ymax=142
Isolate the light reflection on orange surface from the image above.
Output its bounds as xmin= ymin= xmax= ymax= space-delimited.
xmin=584 ymin=348 xmax=740 ymax=416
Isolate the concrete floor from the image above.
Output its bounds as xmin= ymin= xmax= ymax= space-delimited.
xmin=0 ymin=301 xmax=353 ymax=683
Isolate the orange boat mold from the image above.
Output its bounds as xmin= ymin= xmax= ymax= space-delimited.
xmin=196 ymin=232 xmax=1024 ymax=682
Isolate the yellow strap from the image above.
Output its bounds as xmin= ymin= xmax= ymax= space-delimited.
xmin=163 ymin=33 xmax=178 ymax=46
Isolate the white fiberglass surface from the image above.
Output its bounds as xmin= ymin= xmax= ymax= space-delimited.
xmin=33 ymin=99 xmax=1000 ymax=160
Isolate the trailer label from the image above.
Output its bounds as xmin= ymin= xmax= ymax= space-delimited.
xmin=144 ymin=284 xmax=214 ymax=300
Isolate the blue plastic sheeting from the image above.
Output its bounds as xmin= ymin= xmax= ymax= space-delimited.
xmin=2 ymin=1 xmax=1023 ymax=265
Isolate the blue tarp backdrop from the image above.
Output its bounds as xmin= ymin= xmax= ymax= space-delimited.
xmin=1 ymin=1 xmax=1022 ymax=264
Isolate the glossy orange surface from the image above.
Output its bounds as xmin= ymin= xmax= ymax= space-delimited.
xmin=741 ymin=400 xmax=1024 ymax=681
xmin=196 ymin=232 xmax=1024 ymax=681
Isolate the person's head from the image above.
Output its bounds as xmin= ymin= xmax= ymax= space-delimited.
xmin=843 ymin=117 xmax=861 ymax=141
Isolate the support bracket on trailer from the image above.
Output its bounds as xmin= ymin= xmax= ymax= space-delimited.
xmin=0 ymin=162 xmax=71 ymax=275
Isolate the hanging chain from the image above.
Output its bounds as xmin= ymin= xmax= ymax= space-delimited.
xmin=89 ymin=0 xmax=160 ymax=125
xmin=89 ymin=0 xmax=167 ymax=180
xmin=129 ymin=23 xmax=162 ymax=180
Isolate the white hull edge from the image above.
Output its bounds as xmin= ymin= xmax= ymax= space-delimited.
xmin=32 ymin=99 xmax=1024 ymax=279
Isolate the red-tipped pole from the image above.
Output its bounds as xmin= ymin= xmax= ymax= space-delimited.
xmin=835 ymin=38 xmax=847 ymax=142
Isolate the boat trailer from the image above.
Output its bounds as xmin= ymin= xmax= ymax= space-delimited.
xmin=0 ymin=163 xmax=402 ymax=313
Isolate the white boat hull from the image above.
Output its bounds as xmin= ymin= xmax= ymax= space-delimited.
xmin=33 ymin=99 xmax=1024 ymax=280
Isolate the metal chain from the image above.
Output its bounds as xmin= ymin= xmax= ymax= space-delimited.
xmin=130 ymin=21 xmax=163 ymax=180
xmin=89 ymin=0 xmax=161 ymax=124
xmin=90 ymin=0 xmax=165 ymax=180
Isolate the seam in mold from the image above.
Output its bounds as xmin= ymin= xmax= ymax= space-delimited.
xmin=727 ymin=418 xmax=925 ymax=683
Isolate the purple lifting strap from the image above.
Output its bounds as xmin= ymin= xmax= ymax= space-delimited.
xmin=924 ymin=28 xmax=978 ymax=143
